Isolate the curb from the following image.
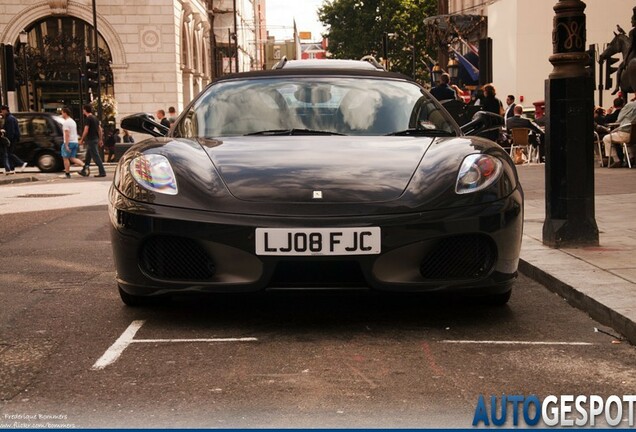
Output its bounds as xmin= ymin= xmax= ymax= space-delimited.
xmin=519 ymin=258 xmax=636 ymax=345
xmin=0 ymin=176 xmax=39 ymax=186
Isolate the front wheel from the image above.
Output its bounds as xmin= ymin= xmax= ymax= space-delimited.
xmin=475 ymin=289 xmax=512 ymax=306
xmin=118 ymin=285 xmax=161 ymax=307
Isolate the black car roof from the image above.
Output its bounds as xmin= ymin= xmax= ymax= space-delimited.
xmin=212 ymin=67 xmax=414 ymax=84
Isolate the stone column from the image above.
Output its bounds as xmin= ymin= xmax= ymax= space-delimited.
xmin=182 ymin=68 xmax=193 ymax=106
xmin=542 ymin=0 xmax=599 ymax=247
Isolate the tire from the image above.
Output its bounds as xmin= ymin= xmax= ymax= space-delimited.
xmin=477 ymin=289 xmax=512 ymax=306
xmin=36 ymin=151 xmax=60 ymax=173
xmin=118 ymin=285 xmax=159 ymax=307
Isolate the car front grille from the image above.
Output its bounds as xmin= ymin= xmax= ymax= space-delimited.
xmin=140 ymin=236 xmax=216 ymax=281
xmin=419 ymin=234 xmax=496 ymax=280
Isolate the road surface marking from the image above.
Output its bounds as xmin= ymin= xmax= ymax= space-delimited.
xmin=439 ymin=340 xmax=594 ymax=346
xmin=92 ymin=320 xmax=145 ymax=370
xmin=421 ymin=342 xmax=444 ymax=376
xmin=92 ymin=320 xmax=258 ymax=370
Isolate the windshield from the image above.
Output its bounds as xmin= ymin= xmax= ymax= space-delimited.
xmin=174 ymin=77 xmax=458 ymax=138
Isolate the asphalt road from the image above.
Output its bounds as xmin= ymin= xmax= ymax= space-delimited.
xmin=0 ymin=193 xmax=635 ymax=428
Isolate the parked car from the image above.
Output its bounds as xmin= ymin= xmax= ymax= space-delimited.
xmin=0 ymin=112 xmax=85 ymax=172
xmin=112 ymin=58 xmax=523 ymax=306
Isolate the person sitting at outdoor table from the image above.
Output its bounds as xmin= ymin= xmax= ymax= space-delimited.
xmin=605 ymin=97 xmax=625 ymax=124
xmin=596 ymin=100 xmax=625 ymax=163
xmin=594 ymin=106 xmax=611 ymax=140
xmin=602 ymin=99 xmax=636 ymax=168
xmin=506 ymin=105 xmax=545 ymax=161
xmin=430 ymin=73 xmax=457 ymax=101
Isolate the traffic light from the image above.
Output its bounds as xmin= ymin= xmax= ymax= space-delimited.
xmin=86 ymin=60 xmax=99 ymax=90
xmin=604 ymin=54 xmax=620 ymax=90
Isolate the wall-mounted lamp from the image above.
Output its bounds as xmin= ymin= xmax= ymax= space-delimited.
xmin=431 ymin=63 xmax=443 ymax=84
xmin=447 ymin=57 xmax=459 ymax=80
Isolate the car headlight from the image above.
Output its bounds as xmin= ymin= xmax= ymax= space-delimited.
xmin=455 ymin=154 xmax=503 ymax=195
xmin=129 ymin=154 xmax=178 ymax=195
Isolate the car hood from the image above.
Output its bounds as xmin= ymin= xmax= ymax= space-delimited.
xmin=197 ymin=136 xmax=434 ymax=203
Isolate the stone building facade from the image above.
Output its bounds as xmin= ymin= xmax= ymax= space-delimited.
xmin=0 ymin=0 xmax=263 ymax=129
xmin=448 ymin=0 xmax=634 ymax=106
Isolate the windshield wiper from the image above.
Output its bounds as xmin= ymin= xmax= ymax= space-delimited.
xmin=245 ymin=128 xmax=345 ymax=136
xmin=386 ymin=128 xmax=455 ymax=137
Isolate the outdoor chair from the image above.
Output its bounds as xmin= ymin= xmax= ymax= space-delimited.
xmin=509 ymin=128 xmax=538 ymax=164
xmin=593 ymin=131 xmax=604 ymax=167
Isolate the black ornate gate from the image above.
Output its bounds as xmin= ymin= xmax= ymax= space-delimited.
xmin=15 ymin=16 xmax=113 ymax=118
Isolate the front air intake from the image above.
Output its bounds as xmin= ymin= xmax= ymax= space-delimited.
xmin=419 ymin=234 xmax=496 ymax=280
xmin=140 ymin=236 xmax=215 ymax=281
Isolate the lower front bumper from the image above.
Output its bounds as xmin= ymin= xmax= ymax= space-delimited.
xmin=109 ymin=189 xmax=523 ymax=298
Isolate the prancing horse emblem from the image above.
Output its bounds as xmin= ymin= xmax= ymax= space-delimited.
xmin=313 ymin=191 xmax=323 ymax=199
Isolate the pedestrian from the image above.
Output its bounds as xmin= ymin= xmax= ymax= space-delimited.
xmin=122 ymin=129 xmax=134 ymax=143
xmin=167 ymin=106 xmax=177 ymax=125
xmin=60 ymin=107 xmax=84 ymax=179
xmin=156 ymin=109 xmax=171 ymax=128
xmin=78 ymin=104 xmax=106 ymax=177
xmin=0 ymin=129 xmax=12 ymax=175
xmin=104 ymin=127 xmax=119 ymax=162
xmin=479 ymin=84 xmax=505 ymax=116
xmin=504 ymin=95 xmax=517 ymax=119
xmin=0 ymin=104 xmax=27 ymax=173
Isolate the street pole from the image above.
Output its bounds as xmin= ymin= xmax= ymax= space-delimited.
xmin=233 ymin=0 xmax=239 ymax=72
xmin=23 ymin=46 xmax=29 ymax=110
xmin=412 ymin=34 xmax=416 ymax=78
xmin=543 ymin=0 xmax=598 ymax=247
xmin=92 ymin=0 xmax=103 ymax=126
xmin=598 ymin=56 xmax=605 ymax=107
xmin=383 ymin=32 xmax=388 ymax=70
xmin=78 ymin=67 xmax=83 ymax=123
xmin=19 ymin=31 xmax=30 ymax=111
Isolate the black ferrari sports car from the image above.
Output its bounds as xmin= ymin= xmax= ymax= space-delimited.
xmin=111 ymin=58 xmax=523 ymax=306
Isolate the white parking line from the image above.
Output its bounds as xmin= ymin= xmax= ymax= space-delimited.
xmin=91 ymin=320 xmax=258 ymax=370
xmin=439 ymin=340 xmax=594 ymax=346
xmin=92 ymin=320 xmax=146 ymax=370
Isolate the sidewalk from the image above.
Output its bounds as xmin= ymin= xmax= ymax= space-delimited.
xmin=517 ymin=164 xmax=636 ymax=345
xmin=0 ymin=164 xmax=115 ymax=214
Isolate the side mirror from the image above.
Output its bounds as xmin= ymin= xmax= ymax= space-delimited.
xmin=460 ymin=111 xmax=504 ymax=137
xmin=120 ymin=113 xmax=169 ymax=137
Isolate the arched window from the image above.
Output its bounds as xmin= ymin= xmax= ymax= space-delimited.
xmin=16 ymin=16 xmax=113 ymax=116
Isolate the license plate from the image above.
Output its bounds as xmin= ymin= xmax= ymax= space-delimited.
xmin=255 ymin=227 xmax=381 ymax=256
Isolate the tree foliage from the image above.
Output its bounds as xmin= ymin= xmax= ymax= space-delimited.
xmin=318 ymin=0 xmax=437 ymax=82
